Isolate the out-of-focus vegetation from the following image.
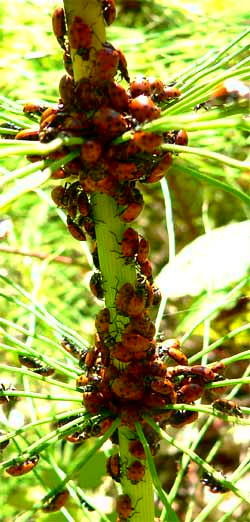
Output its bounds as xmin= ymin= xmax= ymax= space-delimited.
xmin=0 ymin=1 xmax=249 ymax=521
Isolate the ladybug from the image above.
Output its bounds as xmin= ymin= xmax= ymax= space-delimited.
xmin=15 ymin=128 xmax=39 ymax=141
xmin=95 ymin=307 xmax=110 ymax=336
xmin=111 ymin=342 xmax=133 ymax=363
xmin=106 ymin=453 xmax=121 ymax=482
xmin=50 ymin=168 xmax=68 ymax=179
xmin=110 ymin=160 xmax=140 ymax=182
xmin=201 ymin=472 xmax=229 ymax=493
xmin=80 ymin=140 xmax=102 ymax=164
xmin=137 ymin=237 xmax=149 ymax=265
xmin=0 ymin=431 xmax=10 ymax=450
xmin=42 ymin=490 xmax=69 ymax=512
xmin=51 ymin=185 xmax=67 ymax=208
xmin=150 ymin=377 xmax=177 ymax=402
xmin=122 ymin=331 xmax=149 ymax=352
xmin=128 ymin=313 xmax=155 ymax=340
xmin=91 ymin=44 xmax=119 ymax=82
xmin=89 ymin=272 xmax=104 ymax=299
xmin=129 ymin=439 xmax=146 ymax=460
xmin=116 ymin=494 xmax=133 ymax=520
xmin=18 ymin=354 xmax=43 ymax=369
xmin=75 ymin=79 xmax=106 ymax=111
xmin=175 ymin=129 xmax=188 ymax=146
xmin=120 ymin=188 xmax=144 ymax=223
xmin=83 ymin=346 xmax=99 ymax=370
xmin=102 ymin=0 xmax=116 ymax=25
xmin=209 ymin=78 xmax=249 ymax=106
xmin=169 ymin=410 xmax=198 ymax=428
xmin=61 ymin=337 xmax=83 ymax=358
xmin=157 ymin=86 xmax=181 ymax=101
xmin=121 ymin=227 xmax=139 ymax=259
xmin=69 ymin=16 xmax=92 ymax=51
xmin=67 ymin=216 xmax=86 ymax=241
xmin=111 ymin=375 xmax=145 ymax=400
xmin=190 ymin=365 xmax=215 ymax=382
xmin=132 ymin=130 xmax=163 ymax=153
xmin=59 ymin=74 xmax=74 ymax=106
xmin=33 ymin=365 xmax=55 ymax=376
xmin=116 ymin=282 xmax=134 ymax=313
xmin=129 ymin=95 xmax=161 ymax=123
xmin=93 ymin=107 xmax=127 ymax=140
xmin=177 ymin=383 xmax=203 ymax=403
xmin=23 ymin=102 xmax=47 ymax=115
xmin=127 ymin=460 xmax=145 ymax=484
xmin=108 ymin=81 xmax=130 ymax=113
xmin=83 ymin=390 xmax=106 ymax=413
xmin=52 ymin=7 xmax=66 ymax=50
xmin=130 ymin=76 xmax=151 ymax=97
xmin=147 ymin=77 xmax=165 ymax=96
xmin=144 ymin=152 xmax=172 ymax=184
xmin=212 ymin=398 xmax=243 ymax=418
xmin=77 ymin=191 xmax=90 ymax=217
xmin=6 ymin=455 xmax=39 ymax=476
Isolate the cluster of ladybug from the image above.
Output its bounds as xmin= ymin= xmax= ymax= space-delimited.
xmin=16 ymin=4 xmax=188 ymax=243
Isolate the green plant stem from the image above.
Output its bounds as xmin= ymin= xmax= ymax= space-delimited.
xmin=188 ymin=323 xmax=250 ymax=363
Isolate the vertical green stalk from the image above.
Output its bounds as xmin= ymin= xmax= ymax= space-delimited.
xmin=62 ymin=0 xmax=155 ymax=519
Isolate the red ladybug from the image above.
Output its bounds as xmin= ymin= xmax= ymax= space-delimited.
xmin=59 ymin=74 xmax=74 ymax=106
xmin=69 ymin=16 xmax=92 ymax=51
xmin=145 ymin=152 xmax=172 ymax=183
xmin=130 ymin=76 xmax=151 ymax=97
xmin=102 ymin=0 xmax=116 ymax=25
xmin=121 ymin=227 xmax=139 ymax=259
xmin=91 ymin=45 xmax=119 ymax=82
xmin=127 ymin=460 xmax=145 ymax=484
xmin=77 ymin=191 xmax=90 ymax=217
xmin=190 ymin=365 xmax=215 ymax=382
xmin=133 ymin=130 xmax=163 ymax=152
xmin=129 ymin=439 xmax=146 ymax=460
xmin=137 ymin=237 xmax=150 ymax=264
xmin=75 ymin=79 xmax=106 ymax=111
xmin=111 ymin=342 xmax=134 ymax=363
xmin=116 ymin=282 xmax=134 ymax=314
xmin=93 ymin=107 xmax=127 ymax=139
xmin=150 ymin=377 xmax=176 ymax=401
xmin=120 ymin=188 xmax=144 ymax=223
xmin=15 ymin=128 xmax=39 ymax=141
xmin=106 ymin=453 xmax=121 ymax=482
xmin=95 ymin=307 xmax=110 ymax=336
xmin=6 ymin=455 xmax=39 ymax=476
xmin=52 ymin=7 xmax=66 ymax=50
xmin=116 ymin=494 xmax=133 ymax=520
xmin=23 ymin=102 xmax=47 ymax=115
xmin=111 ymin=375 xmax=145 ymax=400
xmin=122 ymin=331 xmax=150 ymax=352
xmin=157 ymin=86 xmax=181 ymax=101
xmin=178 ymin=383 xmax=203 ymax=403
xmin=129 ymin=95 xmax=161 ymax=123
xmin=175 ymin=129 xmax=188 ymax=146
xmin=33 ymin=365 xmax=54 ymax=376
xmin=42 ymin=490 xmax=69 ymax=512
xmin=108 ymin=81 xmax=130 ymax=113
xmin=83 ymin=390 xmax=106 ymax=413
xmin=80 ymin=140 xmax=102 ymax=164
xmin=67 ymin=216 xmax=86 ymax=241
xmin=169 ymin=410 xmax=198 ymax=428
